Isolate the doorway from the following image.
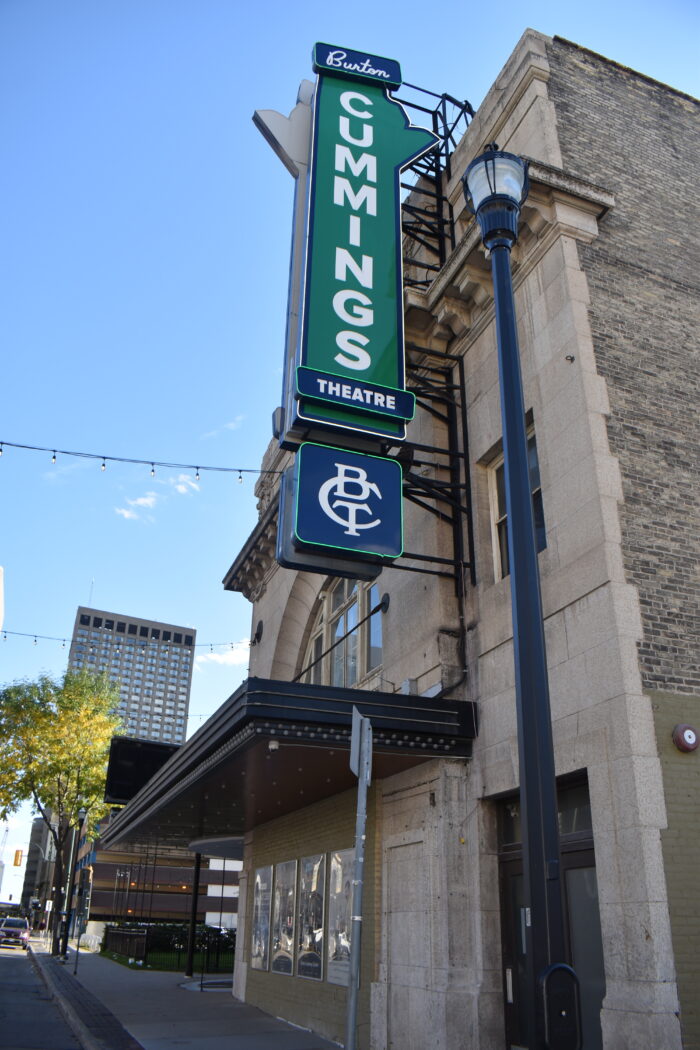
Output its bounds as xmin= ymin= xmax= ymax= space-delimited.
xmin=498 ymin=778 xmax=605 ymax=1049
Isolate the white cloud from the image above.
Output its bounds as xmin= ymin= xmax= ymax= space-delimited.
xmin=195 ymin=639 xmax=250 ymax=667
xmin=224 ymin=416 xmax=245 ymax=431
xmin=171 ymin=473 xmax=200 ymax=495
xmin=200 ymin=415 xmax=246 ymax=439
xmin=128 ymin=492 xmax=158 ymax=508
xmin=115 ymin=507 xmax=138 ymax=520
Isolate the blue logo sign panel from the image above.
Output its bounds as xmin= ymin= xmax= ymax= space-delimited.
xmin=293 ymin=443 xmax=403 ymax=559
xmin=276 ymin=467 xmax=382 ymax=580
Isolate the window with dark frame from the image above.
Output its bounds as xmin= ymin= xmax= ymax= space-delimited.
xmin=301 ymin=579 xmax=383 ymax=688
xmin=491 ymin=430 xmax=546 ymax=579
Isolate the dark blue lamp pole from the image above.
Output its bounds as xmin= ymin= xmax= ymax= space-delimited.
xmin=463 ymin=146 xmax=580 ymax=1050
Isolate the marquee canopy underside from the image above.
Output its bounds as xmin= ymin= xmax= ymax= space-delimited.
xmin=101 ymin=677 xmax=477 ymax=852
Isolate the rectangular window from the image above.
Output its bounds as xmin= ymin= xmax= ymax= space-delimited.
xmin=309 ymin=635 xmax=323 ymax=685
xmin=490 ymin=431 xmax=546 ymax=579
xmin=271 ymin=861 xmax=297 ymax=975
xmin=346 ymin=603 xmax=358 ymax=686
xmin=296 ymin=855 xmax=325 ymax=980
xmin=251 ymin=865 xmax=272 ymax=971
xmin=366 ymin=584 xmax=382 ymax=671
xmin=331 ymin=619 xmax=344 ymax=688
xmin=327 ymin=849 xmax=354 ymax=986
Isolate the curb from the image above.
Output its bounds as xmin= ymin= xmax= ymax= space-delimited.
xmin=29 ymin=945 xmax=145 ymax=1050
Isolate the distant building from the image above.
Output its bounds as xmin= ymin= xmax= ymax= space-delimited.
xmin=68 ymin=606 xmax=195 ymax=745
xmin=67 ymin=607 xmax=241 ymax=935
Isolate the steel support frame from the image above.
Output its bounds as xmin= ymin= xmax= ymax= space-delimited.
xmin=382 ymin=344 xmax=476 ymax=598
xmin=396 ymin=89 xmax=474 ymax=285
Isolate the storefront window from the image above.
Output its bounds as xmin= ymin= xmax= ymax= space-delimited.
xmin=296 ymin=854 xmax=325 ymax=980
xmin=271 ymin=860 xmax=297 ymax=975
xmin=251 ymin=866 xmax=272 ymax=971
xmin=250 ymin=849 xmax=354 ymax=987
xmin=327 ymin=849 xmax=354 ymax=986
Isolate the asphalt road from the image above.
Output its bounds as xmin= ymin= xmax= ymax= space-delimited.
xmin=0 ymin=944 xmax=81 ymax=1050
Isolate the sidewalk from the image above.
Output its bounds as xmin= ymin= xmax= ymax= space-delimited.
xmin=30 ymin=938 xmax=339 ymax=1050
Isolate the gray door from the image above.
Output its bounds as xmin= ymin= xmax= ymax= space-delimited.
xmin=499 ymin=847 xmax=605 ymax=1049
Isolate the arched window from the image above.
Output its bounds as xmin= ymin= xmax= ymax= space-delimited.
xmin=301 ymin=579 xmax=383 ymax=688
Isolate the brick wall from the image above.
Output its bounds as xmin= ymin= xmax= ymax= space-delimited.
xmin=545 ymin=37 xmax=700 ymax=696
xmin=546 ymin=38 xmax=700 ymax=1046
xmin=651 ymin=693 xmax=700 ymax=1049
xmin=245 ymin=786 xmax=379 ymax=1049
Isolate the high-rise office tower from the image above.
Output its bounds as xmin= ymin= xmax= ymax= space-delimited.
xmin=68 ymin=606 xmax=195 ymax=745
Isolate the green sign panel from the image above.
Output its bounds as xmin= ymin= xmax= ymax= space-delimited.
xmin=294 ymin=60 xmax=437 ymax=440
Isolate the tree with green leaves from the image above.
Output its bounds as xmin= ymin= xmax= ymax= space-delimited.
xmin=0 ymin=668 xmax=121 ymax=952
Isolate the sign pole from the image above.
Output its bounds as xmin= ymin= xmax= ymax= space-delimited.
xmin=345 ymin=707 xmax=372 ymax=1050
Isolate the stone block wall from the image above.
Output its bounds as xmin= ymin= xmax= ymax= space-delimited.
xmin=545 ymin=37 xmax=700 ymax=697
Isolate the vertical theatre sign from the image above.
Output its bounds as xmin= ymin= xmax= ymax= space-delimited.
xmin=294 ymin=44 xmax=437 ymax=442
xmin=256 ymin=44 xmax=437 ymax=576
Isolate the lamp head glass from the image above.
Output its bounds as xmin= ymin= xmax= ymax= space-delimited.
xmin=463 ymin=144 xmax=528 ymax=212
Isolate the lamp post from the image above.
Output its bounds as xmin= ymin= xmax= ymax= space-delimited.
xmin=59 ymin=807 xmax=86 ymax=959
xmin=463 ymin=146 xmax=580 ymax=1050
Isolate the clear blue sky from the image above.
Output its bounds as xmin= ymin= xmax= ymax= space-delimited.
xmin=1 ymin=0 xmax=697 ymax=899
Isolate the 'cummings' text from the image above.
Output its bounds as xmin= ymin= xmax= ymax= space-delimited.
xmin=332 ymin=90 xmax=376 ymax=373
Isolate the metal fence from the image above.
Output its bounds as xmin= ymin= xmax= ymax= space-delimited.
xmin=103 ymin=923 xmax=236 ymax=973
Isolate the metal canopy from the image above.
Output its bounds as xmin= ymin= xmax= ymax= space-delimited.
xmin=101 ymin=677 xmax=477 ymax=851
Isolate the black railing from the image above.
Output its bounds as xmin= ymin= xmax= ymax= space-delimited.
xmin=103 ymin=923 xmax=236 ymax=974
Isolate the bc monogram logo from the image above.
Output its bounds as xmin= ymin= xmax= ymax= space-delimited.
xmin=318 ymin=463 xmax=382 ymax=536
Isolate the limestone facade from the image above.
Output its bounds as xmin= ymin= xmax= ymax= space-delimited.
xmin=228 ymin=30 xmax=698 ymax=1050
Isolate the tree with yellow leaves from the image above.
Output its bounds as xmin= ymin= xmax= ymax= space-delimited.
xmin=0 ymin=668 xmax=121 ymax=952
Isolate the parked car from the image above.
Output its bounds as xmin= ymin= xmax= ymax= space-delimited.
xmin=0 ymin=917 xmax=30 ymax=950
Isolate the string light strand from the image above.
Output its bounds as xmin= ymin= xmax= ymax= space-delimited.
xmin=2 ymin=628 xmax=249 ymax=652
xmin=0 ymin=440 xmax=281 ymax=478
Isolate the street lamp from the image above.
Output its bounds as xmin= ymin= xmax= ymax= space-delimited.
xmin=463 ymin=146 xmax=581 ymax=1050
xmin=59 ymin=807 xmax=87 ymax=958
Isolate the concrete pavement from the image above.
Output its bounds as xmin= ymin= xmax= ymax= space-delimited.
xmin=0 ymin=944 xmax=82 ymax=1050
xmin=30 ymin=938 xmax=339 ymax=1050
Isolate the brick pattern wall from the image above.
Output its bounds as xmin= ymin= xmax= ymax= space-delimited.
xmin=651 ymin=693 xmax=700 ymax=1049
xmin=546 ymin=39 xmax=700 ymax=1047
xmin=245 ymin=787 xmax=380 ymax=1049
xmin=545 ymin=37 xmax=700 ymax=697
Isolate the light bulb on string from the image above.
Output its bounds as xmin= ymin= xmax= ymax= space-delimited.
xmin=150 ymin=464 xmax=155 ymax=477
xmin=51 ymin=451 xmax=56 ymax=464
xmin=33 ymin=636 xmax=37 ymax=645
xmin=195 ymin=468 xmax=200 ymax=482
xmin=101 ymin=459 xmax=106 ymax=472
xmin=0 ymin=444 xmax=3 ymax=456
xmin=237 ymin=471 xmax=243 ymax=484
